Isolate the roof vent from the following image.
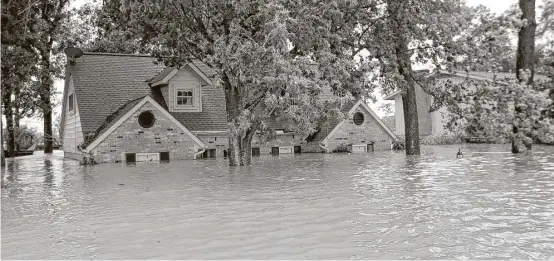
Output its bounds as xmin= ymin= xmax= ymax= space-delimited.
xmin=64 ymin=47 xmax=83 ymax=65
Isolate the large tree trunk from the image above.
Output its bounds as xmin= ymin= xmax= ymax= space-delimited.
xmin=14 ymin=105 xmax=20 ymax=151
xmin=390 ymin=0 xmax=421 ymax=155
xmin=512 ymin=0 xmax=536 ymax=154
xmin=228 ymin=125 xmax=255 ymax=166
xmin=5 ymin=100 xmax=16 ymax=158
xmin=1 ymin=111 xmax=5 ymax=167
xmin=224 ymin=73 xmax=255 ymax=166
xmin=40 ymin=56 xmax=54 ymax=154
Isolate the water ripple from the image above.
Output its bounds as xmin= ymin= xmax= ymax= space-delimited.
xmin=2 ymin=145 xmax=554 ymax=259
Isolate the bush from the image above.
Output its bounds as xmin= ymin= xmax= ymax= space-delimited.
xmin=422 ymin=134 xmax=464 ymax=145
xmin=392 ymin=140 xmax=405 ymax=150
xmin=332 ymin=143 xmax=350 ymax=153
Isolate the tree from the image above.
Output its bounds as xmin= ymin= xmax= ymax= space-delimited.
xmin=0 ymin=45 xmax=39 ymax=157
xmin=1 ymin=0 xmax=71 ymax=154
xmin=95 ymin=0 xmax=375 ymax=166
xmin=4 ymin=124 xmax=38 ymax=151
xmin=512 ymin=0 xmax=537 ymax=153
xmin=358 ymin=0 xmax=468 ymax=155
xmin=1 ymin=116 xmax=4 ymax=167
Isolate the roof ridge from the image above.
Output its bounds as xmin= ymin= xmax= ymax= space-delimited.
xmin=82 ymin=52 xmax=155 ymax=58
xmin=82 ymin=52 xmax=202 ymax=61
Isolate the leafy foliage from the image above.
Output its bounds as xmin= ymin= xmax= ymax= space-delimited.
xmin=91 ymin=0 xmax=380 ymax=165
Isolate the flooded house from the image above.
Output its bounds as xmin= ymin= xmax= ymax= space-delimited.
xmin=60 ymin=49 xmax=398 ymax=163
xmin=60 ymin=51 xmax=228 ymax=163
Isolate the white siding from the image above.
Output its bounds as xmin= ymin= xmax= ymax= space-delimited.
xmin=394 ymin=95 xmax=405 ymax=136
xmin=160 ymin=86 xmax=169 ymax=103
xmin=63 ymin=77 xmax=84 ymax=157
xmin=168 ymin=65 xmax=203 ymax=112
xmin=431 ymin=106 xmax=449 ymax=136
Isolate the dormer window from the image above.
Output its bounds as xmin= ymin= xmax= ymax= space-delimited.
xmin=176 ymin=89 xmax=193 ymax=107
xmin=171 ymin=84 xmax=201 ymax=112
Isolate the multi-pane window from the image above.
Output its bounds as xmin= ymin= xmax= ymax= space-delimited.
xmin=176 ymin=89 xmax=193 ymax=106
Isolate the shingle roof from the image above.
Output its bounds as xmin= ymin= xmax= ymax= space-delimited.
xmin=70 ymin=53 xmax=227 ymax=134
xmin=149 ymin=67 xmax=174 ymax=83
xmin=168 ymin=80 xmax=228 ymax=132
xmin=149 ymin=60 xmax=217 ymax=84
xmin=305 ymin=99 xmax=357 ymax=143
xmin=81 ymin=96 xmax=145 ymax=148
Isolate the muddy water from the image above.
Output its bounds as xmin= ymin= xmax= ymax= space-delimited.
xmin=2 ymin=145 xmax=554 ymax=259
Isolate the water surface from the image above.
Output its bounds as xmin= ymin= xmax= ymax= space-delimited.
xmin=2 ymin=145 xmax=554 ymax=259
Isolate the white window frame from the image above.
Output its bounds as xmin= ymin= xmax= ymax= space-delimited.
xmin=279 ymin=146 xmax=294 ymax=154
xmin=171 ymin=83 xmax=202 ymax=112
xmin=175 ymin=88 xmax=194 ymax=108
xmin=352 ymin=144 xmax=367 ymax=153
xmin=136 ymin=153 xmax=160 ymax=162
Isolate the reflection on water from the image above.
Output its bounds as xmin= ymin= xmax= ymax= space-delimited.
xmin=2 ymin=146 xmax=554 ymax=259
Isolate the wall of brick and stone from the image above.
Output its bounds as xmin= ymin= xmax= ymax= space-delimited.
xmin=251 ymin=133 xmax=304 ymax=154
xmin=326 ymin=106 xmax=393 ymax=152
xmin=91 ymin=102 xmax=202 ymax=163
xmin=196 ymin=134 xmax=229 ymax=157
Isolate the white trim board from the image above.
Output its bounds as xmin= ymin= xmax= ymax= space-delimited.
xmin=84 ymin=95 xmax=206 ymax=152
xmin=151 ymin=63 xmax=213 ymax=87
xmin=322 ymin=99 xmax=399 ymax=145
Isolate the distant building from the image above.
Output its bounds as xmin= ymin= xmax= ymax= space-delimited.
xmin=384 ymin=70 xmax=549 ymax=139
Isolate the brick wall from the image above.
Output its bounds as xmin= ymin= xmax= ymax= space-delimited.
xmin=196 ymin=134 xmax=229 ymax=157
xmin=92 ymin=102 xmax=202 ymax=163
xmin=251 ymin=134 xmax=303 ymax=154
xmin=326 ymin=106 xmax=393 ymax=152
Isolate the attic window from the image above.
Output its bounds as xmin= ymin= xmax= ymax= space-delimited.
xmin=68 ymin=93 xmax=74 ymax=112
xmin=353 ymin=112 xmax=364 ymax=125
xmin=138 ymin=111 xmax=155 ymax=128
xmin=176 ymin=89 xmax=193 ymax=106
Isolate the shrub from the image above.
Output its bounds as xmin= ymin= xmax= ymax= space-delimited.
xmin=332 ymin=143 xmax=350 ymax=153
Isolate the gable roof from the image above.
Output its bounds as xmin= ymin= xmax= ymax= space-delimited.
xmin=320 ymin=99 xmax=398 ymax=144
xmin=149 ymin=62 xmax=214 ymax=86
xmin=84 ymin=95 xmax=206 ymax=152
xmin=305 ymin=99 xmax=357 ymax=143
xmin=68 ymin=52 xmax=227 ymax=134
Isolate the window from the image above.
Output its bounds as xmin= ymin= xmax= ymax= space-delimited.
xmin=160 ymin=152 xmax=170 ymax=162
xmin=138 ymin=111 xmax=155 ymax=128
xmin=202 ymin=149 xmax=217 ymax=159
xmin=353 ymin=112 xmax=364 ymax=125
xmin=171 ymin=85 xmax=202 ymax=112
xmin=126 ymin=153 xmax=136 ymax=163
xmin=176 ymin=89 xmax=193 ymax=106
xmin=68 ymin=93 xmax=74 ymax=112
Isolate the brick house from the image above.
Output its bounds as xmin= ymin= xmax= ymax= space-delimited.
xmin=60 ymin=51 xmax=398 ymax=163
xmin=60 ymin=52 xmax=228 ymax=163
xmin=304 ymin=99 xmax=398 ymax=153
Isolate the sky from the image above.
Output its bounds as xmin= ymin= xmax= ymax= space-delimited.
xmin=5 ymin=0 xmax=522 ymax=133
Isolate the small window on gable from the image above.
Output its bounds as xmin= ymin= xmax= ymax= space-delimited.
xmin=176 ymin=89 xmax=194 ymax=107
xmin=68 ymin=93 xmax=74 ymax=112
xmin=353 ymin=112 xmax=364 ymax=125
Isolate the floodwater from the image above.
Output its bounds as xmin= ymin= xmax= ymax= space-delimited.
xmin=1 ymin=145 xmax=554 ymax=260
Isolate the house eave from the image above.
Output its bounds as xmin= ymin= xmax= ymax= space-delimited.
xmin=383 ymin=90 xmax=403 ymax=100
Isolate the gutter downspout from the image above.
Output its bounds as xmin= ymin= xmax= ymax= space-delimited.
xmin=194 ymin=147 xmax=207 ymax=160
